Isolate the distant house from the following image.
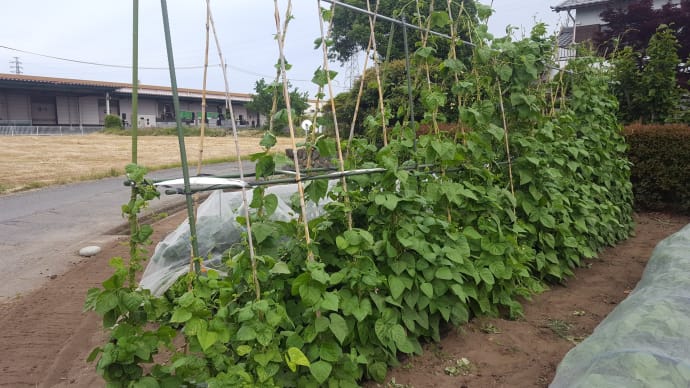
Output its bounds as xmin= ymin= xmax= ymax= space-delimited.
xmin=0 ymin=73 xmax=264 ymax=129
xmin=551 ymin=0 xmax=681 ymax=59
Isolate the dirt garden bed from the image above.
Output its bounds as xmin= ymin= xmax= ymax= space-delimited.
xmin=0 ymin=210 xmax=687 ymax=387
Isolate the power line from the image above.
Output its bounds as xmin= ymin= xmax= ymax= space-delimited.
xmin=0 ymin=44 xmax=345 ymax=89
xmin=0 ymin=44 xmax=212 ymax=70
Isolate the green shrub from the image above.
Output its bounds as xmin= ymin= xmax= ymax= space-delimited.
xmin=104 ymin=114 xmax=123 ymax=129
xmin=625 ymin=123 xmax=690 ymax=214
xmin=101 ymin=126 xmax=227 ymax=137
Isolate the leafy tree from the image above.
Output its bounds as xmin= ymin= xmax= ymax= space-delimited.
xmin=246 ymin=78 xmax=310 ymax=129
xmin=612 ymin=46 xmax=642 ymax=123
xmin=328 ymin=0 xmax=479 ymax=64
xmin=611 ymin=25 xmax=681 ymax=123
xmin=639 ymin=25 xmax=681 ymax=122
xmin=596 ymin=0 xmax=690 ymax=60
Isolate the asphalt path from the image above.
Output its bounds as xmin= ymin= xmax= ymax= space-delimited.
xmin=0 ymin=161 xmax=254 ymax=303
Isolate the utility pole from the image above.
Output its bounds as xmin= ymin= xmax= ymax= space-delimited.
xmin=9 ymin=57 xmax=23 ymax=74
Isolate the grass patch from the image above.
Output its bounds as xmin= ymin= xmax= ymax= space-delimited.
xmin=546 ymin=319 xmax=572 ymax=339
xmin=0 ymin=135 xmax=292 ymax=194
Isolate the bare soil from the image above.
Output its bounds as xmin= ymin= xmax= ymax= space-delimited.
xmin=0 ymin=211 xmax=687 ymax=388
xmin=0 ymin=134 xmax=292 ymax=192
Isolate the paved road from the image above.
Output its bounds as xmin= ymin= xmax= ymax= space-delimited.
xmin=0 ymin=161 xmax=254 ymax=302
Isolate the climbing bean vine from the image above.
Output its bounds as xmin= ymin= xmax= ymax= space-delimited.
xmin=85 ymin=13 xmax=633 ymax=388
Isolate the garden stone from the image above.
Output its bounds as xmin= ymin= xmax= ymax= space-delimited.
xmin=79 ymin=245 xmax=101 ymax=257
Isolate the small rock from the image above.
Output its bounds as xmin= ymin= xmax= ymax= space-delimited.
xmin=79 ymin=245 xmax=101 ymax=257
xmin=49 ymin=274 xmax=57 ymax=280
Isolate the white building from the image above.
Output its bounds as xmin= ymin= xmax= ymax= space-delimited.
xmin=0 ymin=73 xmax=265 ymax=129
xmin=551 ymin=0 xmax=682 ymax=59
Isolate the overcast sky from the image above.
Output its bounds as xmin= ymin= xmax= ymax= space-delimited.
xmin=1 ymin=1 xmax=563 ymax=96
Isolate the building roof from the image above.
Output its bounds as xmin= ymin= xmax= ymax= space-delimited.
xmin=558 ymin=26 xmax=575 ymax=47
xmin=0 ymin=73 xmax=253 ymax=101
xmin=552 ymin=0 xmax=611 ymax=12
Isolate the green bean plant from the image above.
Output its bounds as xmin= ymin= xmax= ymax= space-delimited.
xmin=84 ymin=11 xmax=634 ymax=387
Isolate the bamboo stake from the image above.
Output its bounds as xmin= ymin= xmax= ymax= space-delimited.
xmin=207 ymin=1 xmax=261 ymax=299
xmin=345 ymin=26 xmax=374 ymax=158
xmin=268 ymin=3 xmax=293 ymax=137
xmin=274 ymin=0 xmax=315 ymax=261
xmin=497 ymin=80 xmax=516 ymax=205
xmin=365 ymin=0 xmax=388 ymax=146
xmin=197 ymin=1 xmax=211 ymax=176
xmin=316 ymin=0 xmax=353 ymax=230
xmin=447 ymin=0 xmax=467 ymax=144
xmin=188 ymin=0 xmax=213 ymax=280
xmin=160 ymin=0 xmax=201 ymax=268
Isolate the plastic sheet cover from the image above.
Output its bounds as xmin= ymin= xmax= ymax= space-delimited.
xmin=139 ymin=183 xmax=333 ymax=296
xmin=551 ymin=223 xmax=690 ymax=387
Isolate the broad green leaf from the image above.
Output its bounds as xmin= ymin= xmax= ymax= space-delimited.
xmin=235 ymin=325 xmax=257 ymax=341
xmin=369 ymin=361 xmax=388 ymax=383
xmin=255 ymin=323 xmax=274 ymax=346
xmin=391 ymin=324 xmax=414 ymax=353
xmin=329 ymin=313 xmax=349 ymax=344
xmin=489 ymin=261 xmax=507 ymax=279
xmin=564 ymin=236 xmax=578 ymax=248
xmin=487 ymin=124 xmax=505 ymax=141
xmin=375 ymin=193 xmax=400 ymax=211
xmin=132 ymin=377 xmax=160 ymax=388
xmin=315 ymin=137 xmax=337 ymax=158
xmin=540 ymin=214 xmax=556 ymax=229
xmin=305 ymin=179 xmax=329 ymax=203
xmin=260 ymin=131 xmax=277 ymax=149
xmin=252 ymin=223 xmax=274 ymax=244
xmin=270 ymin=261 xmax=290 ymax=275
xmin=286 ymin=347 xmax=310 ymax=372
xmin=463 ymin=226 xmax=482 ymax=240
xmin=94 ymin=291 xmax=119 ymax=314
xmin=430 ymin=11 xmax=451 ymax=28
xmin=321 ymin=291 xmax=339 ymax=312
xmin=254 ymin=350 xmax=276 ymax=367
xmin=299 ymin=283 xmax=322 ymax=306
xmin=479 ymin=268 xmax=495 ymax=285
xmin=184 ymin=318 xmax=207 ymax=335
xmin=435 ymin=267 xmax=453 ymax=280
xmin=312 ymin=67 xmax=338 ymax=87
xmin=319 ymin=341 xmax=343 ymax=362
xmin=498 ymin=64 xmax=513 ymax=82
xmin=197 ymin=329 xmax=218 ymax=351
xmin=310 ymin=360 xmax=333 ymax=384
xmin=352 ymin=298 xmax=372 ymax=322
xmin=170 ymin=308 xmax=192 ymax=323
xmin=255 ymin=154 xmax=275 ymax=179
xmin=420 ymin=282 xmax=434 ymax=298
xmin=388 ymin=275 xmax=405 ymax=299
xmin=236 ymin=345 xmax=252 ymax=356
xmin=263 ymin=194 xmax=278 ymax=217
xmin=445 ymin=238 xmax=470 ymax=263
xmin=450 ymin=284 xmax=467 ymax=302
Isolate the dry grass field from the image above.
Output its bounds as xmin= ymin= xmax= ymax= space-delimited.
xmin=0 ymin=133 xmax=293 ymax=193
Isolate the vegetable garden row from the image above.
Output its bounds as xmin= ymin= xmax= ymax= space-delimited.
xmin=84 ymin=1 xmax=634 ymax=386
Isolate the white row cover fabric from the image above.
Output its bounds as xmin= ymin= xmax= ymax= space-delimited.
xmin=139 ymin=182 xmax=332 ymax=296
xmin=551 ymin=223 xmax=690 ymax=387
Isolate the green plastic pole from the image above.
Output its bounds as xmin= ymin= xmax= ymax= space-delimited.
xmin=127 ymin=0 xmax=141 ymax=288
xmin=160 ymin=0 xmax=201 ymax=267
xmin=131 ymin=0 xmax=139 ymax=163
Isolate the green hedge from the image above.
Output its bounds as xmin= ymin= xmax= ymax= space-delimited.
xmin=104 ymin=114 xmax=123 ymax=129
xmin=625 ymin=124 xmax=690 ymax=214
